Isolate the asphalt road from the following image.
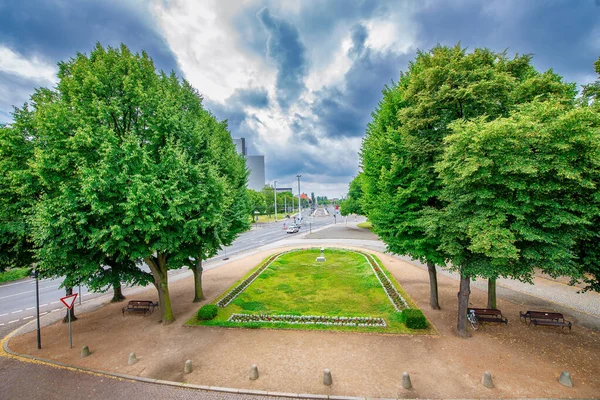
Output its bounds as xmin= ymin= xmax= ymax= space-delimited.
xmin=0 ymin=208 xmax=336 ymax=328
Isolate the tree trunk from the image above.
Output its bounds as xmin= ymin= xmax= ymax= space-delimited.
xmin=111 ymin=282 xmax=126 ymax=302
xmin=427 ymin=262 xmax=441 ymax=310
xmin=145 ymin=253 xmax=174 ymax=325
xmin=192 ymin=256 xmax=205 ymax=303
xmin=487 ymin=277 xmax=497 ymax=309
xmin=456 ymin=274 xmax=471 ymax=338
xmin=62 ymin=287 xmax=77 ymax=323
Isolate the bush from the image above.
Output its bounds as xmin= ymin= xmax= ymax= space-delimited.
xmin=401 ymin=309 xmax=428 ymax=329
xmin=197 ymin=304 xmax=218 ymax=320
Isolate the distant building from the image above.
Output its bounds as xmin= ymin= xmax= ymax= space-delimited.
xmin=275 ymin=187 xmax=293 ymax=193
xmin=233 ymin=137 xmax=265 ymax=191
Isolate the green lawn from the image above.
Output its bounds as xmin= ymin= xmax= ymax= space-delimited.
xmin=188 ymin=248 xmax=433 ymax=334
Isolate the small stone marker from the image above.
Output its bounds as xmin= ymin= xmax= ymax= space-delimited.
xmin=401 ymin=372 xmax=412 ymax=389
xmin=323 ymin=368 xmax=332 ymax=386
xmin=184 ymin=360 xmax=193 ymax=374
xmin=249 ymin=364 xmax=259 ymax=380
xmin=482 ymin=371 xmax=494 ymax=388
xmin=559 ymin=371 xmax=573 ymax=387
xmin=128 ymin=352 xmax=137 ymax=365
xmin=81 ymin=345 xmax=91 ymax=358
xmin=316 ymin=247 xmax=326 ymax=262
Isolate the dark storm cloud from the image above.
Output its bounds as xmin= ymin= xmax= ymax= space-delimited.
xmin=204 ymin=87 xmax=270 ymax=154
xmin=0 ymin=0 xmax=181 ymax=75
xmin=310 ymin=24 xmax=409 ymax=139
xmin=256 ymin=7 xmax=309 ymax=110
xmin=231 ymin=88 xmax=270 ymax=109
xmin=0 ymin=71 xmax=49 ymax=124
xmin=412 ymin=0 xmax=600 ymax=85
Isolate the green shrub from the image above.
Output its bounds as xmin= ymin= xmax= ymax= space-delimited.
xmin=197 ymin=304 xmax=218 ymax=320
xmin=401 ymin=309 xmax=428 ymax=329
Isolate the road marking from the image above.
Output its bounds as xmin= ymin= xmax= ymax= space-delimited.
xmin=26 ymin=307 xmax=35 ymax=311
xmin=0 ymin=313 xmax=7 ymax=317
xmin=0 ymin=284 xmax=60 ymax=300
xmin=23 ymin=316 xmax=33 ymax=320
xmin=8 ymin=320 xmax=18 ymax=324
xmin=41 ymin=303 xmax=48 ymax=307
xmin=11 ymin=310 xmax=22 ymax=314
xmin=83 ymin=293 xmax=92 ymax=297
xmin=0 ymin=323 xmax=4 ymax=326
xmin=51 ymin=309 xmax=60 ymax=312
xmin=51 ymin=301 xmax=60 ymax=305
xmin=40 ymin=312 xmax=48 ymax=316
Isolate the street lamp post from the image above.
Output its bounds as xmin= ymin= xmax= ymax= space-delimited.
xmin=274 ymin=181 xmax=278 ymax=222
xmin=34 ymin=269 xmax=41 ymax=349
xmin=296 ymin=175 xmax=302 ymax=222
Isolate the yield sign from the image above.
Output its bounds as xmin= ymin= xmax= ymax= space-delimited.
xmin=60 ymin=293 xmax=78 ymax=310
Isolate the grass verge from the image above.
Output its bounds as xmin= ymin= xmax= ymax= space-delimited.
xmin=0 ymin=267 xmax=32 ymax=284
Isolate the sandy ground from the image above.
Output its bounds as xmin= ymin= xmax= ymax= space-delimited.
xmin=8 ymin=243 xmax=600 ymax=399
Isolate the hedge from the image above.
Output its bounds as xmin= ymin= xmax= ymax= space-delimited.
xmin=401 ymin=309 xmax=428 ymax=329
xmin=197 ymin=304 xmax=218 ymax=320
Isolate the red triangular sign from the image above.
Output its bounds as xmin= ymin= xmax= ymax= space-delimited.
xmin=60 ymin=293 xmax=78 ymax=310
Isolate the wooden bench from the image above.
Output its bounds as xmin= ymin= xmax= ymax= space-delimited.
xmin=122 ymin=300 xmax=158 ymax=316
xmin=468 ymin=308 xmax=508 ymax=325
xmin=519 ymin=310 xmax=572 ymax=330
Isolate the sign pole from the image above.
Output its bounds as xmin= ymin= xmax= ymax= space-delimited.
xmin=35 ymin=270 xmax=41 ymax=349
xmin=60 ymin=293 xmax=77 ymax=349
xmin=68 ymin=309 xmax=72 ymax=349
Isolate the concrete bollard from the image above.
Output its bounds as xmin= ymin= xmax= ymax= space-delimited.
xmin=323 ymin=369 xmax=332 ymax=386
xmin=128 ymin=352 xmax=137 ymax=365
xmin=81 ymin=345 xmax=91 ymax=358
xmin=249 ymin=364 xmax=259 ymax=380
xmin=482 ymin=371 xmax=494 ymax=388
xmin=184 ymin=360 xmax=193 ymax=374
xmin=559 ymin=371 xmax=573 ymax=387
xmin=401 ymin=372 xmax=412 ymax=389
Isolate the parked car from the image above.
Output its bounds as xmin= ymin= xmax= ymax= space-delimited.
xmin=286 ymin=225 xmax=300 ymax=233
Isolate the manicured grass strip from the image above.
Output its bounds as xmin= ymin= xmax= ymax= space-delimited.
xmin=0 ymin=267 xmax=31 ymax=284
xmin=216 ymin=250 xmax=294 ymax=307
xmin=228 ymin=313 xmax=386 ymax=327
xmin=359 ymin=251 xmax=410 ymax=310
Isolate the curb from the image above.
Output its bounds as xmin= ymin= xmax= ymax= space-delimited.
xmin=2 ymin=318 xmax=367 ymax=400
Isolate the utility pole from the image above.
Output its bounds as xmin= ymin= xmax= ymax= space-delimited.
xmin=284 ymin=196 xmax=287 ymax=214
xmin=274 ymin=181 xmax=278 ymax=222
xmin=296 ymin=175 xmax=302 ymax=222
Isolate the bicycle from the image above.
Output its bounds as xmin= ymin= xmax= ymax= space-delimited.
xmin=467 ymin=309 xmax=479 ymax=330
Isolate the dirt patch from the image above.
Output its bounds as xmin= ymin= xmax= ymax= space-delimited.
xmin=8 ymin=246 xmax=600 ymax=398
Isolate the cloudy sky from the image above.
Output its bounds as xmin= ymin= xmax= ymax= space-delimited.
xmin=1 ymin=0 xmax=599 ymax=198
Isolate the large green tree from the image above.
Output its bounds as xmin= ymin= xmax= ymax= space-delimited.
xmin=432 ymin=100 xmax=599 ymax=335
xmin=28 ymin=44 xmax=230 ymax=325
xmin=0 ymin=111 xmax=37 ymax=272
xmin=340 ymin=173 xmax=365 ymax=217
xmin=360 ymin=44 xmax=576 ymax=329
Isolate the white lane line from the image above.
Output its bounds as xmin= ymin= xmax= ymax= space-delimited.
xmin=8 ymin=320 xmax=18 ymax=324
xmin=11 ymin=310 xmax=23 ymax=314
xmin=0 ymin=313 xmax=7 ymax=317
xmin=83 ymin=293 xmax=92 ymax=297
xmin=26 ymin=307 xmax=35 ymax=311
xmin=0 ymin=323 xmax=4 ymax=326
xmin=40 ymin=312 xmax=48 ymax=316
xmin=41 ymin=303 xmax=48 ymax=307
xmin=50 ymin=301 xmax=60 ymax=305
xmin=51 ymin=309 xmax=60 ymax=312
xmin=23 ymin=316 xmax=33 ymax=320
xmin=0 ymin=284 xmax=61 ymax=300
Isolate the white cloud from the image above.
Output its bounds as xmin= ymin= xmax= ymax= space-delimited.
xmin=150 ymin=0 xmax=274 ymax=103
xmin=0 ymin=45 xmax=57 ymax=83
